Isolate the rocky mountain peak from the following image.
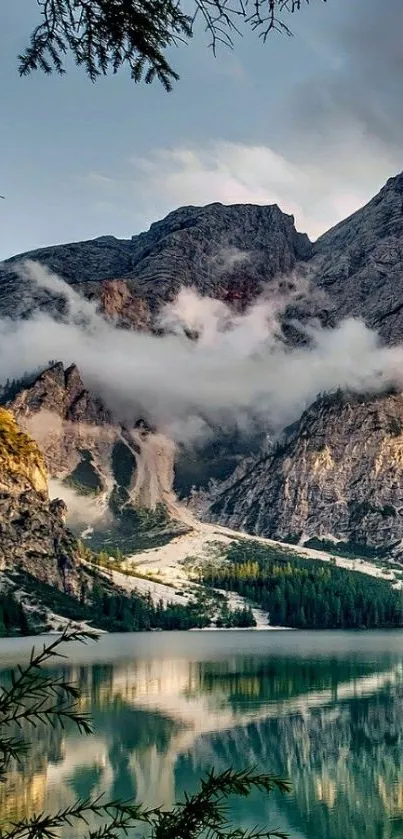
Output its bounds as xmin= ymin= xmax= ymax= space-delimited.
xmin=10 ymin=362 xmax=112 ymax=427
xmin=384 ymin=170 xmax=403 ymax=194
xmin=6 ymin=362 xmax=114 ymax=488
xmin=311 ymin=170 xmax=403 ymax=344
xmin=0 ymin=201 xmax=313 ymax=324
xmin=6 ymin=362 xmax=189 ymax=546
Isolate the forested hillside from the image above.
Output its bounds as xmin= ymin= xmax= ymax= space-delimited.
xmin=202 ymin=542 xmax=403 ymax=629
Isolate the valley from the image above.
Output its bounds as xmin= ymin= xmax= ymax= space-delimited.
xmin=2 ymin=174 xmax=403 ymax=634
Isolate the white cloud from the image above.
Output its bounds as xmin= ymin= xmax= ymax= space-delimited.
xmin=3 ymin=262 xmax=403 ymax=444
xmin=85 ymin=133 xmax=399 ymax=241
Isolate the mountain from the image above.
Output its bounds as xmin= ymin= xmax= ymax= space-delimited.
xmin=7 ymin=361 xmax=117 ymax=498
xmin=3 ymin=174 xmax=403 ymax=338
xmin=2 ymin=173 xmax=403 ymax=552
xmin=0 ymin=404 xmax=210 ymax=633
xmin=0 ymin=202 xmax=322 ymax=511
xmin=206 ymin=389 xmax=403 ymax=548
xmin=4 ymin=362 xmax=188 ymax=551
xmin=203 ymin=173 xmax=403 ymax=546
xmin=0 ymin=203 xmax=312 ymax=323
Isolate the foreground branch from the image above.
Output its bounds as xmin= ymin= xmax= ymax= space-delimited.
xmin=18 ymin=0 xmax=326 ymax=89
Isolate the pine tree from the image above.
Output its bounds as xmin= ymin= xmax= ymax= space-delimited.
xmin=17 ymin=0 xmax=325 ymax=91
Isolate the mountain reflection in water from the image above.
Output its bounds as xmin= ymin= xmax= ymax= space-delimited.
xmin=1 ymin=630 xmax=403 ymax=839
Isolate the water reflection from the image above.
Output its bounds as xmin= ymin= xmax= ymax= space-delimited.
xmin=1 ymin=631 xmax=403 ymax=838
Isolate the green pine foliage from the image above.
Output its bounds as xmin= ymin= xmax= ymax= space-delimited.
xmin=202 ymin=542 xmax=403 ymax=629
xmin=0 ymin=363 xmax=57 ymax=404
xmin=0 ymin=373 xmax=38 ymax=404
xmin=17 ymin=0 xmax=322 ymax=92
xmin=10 ymin=565 xmax=254 ymax=634
xmin=302 ymin=536 xmax=391 ymax=560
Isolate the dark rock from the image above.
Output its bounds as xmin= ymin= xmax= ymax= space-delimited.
xmin=0 ymin=203 xmax=313 ymax=325
xmin=312 ymin=171 xmax=403 ymax=344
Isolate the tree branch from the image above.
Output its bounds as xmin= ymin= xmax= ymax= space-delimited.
xmin=18 ymin=0 xmax=325 ymax=88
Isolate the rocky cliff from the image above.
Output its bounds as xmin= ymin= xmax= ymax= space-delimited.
xmin=201 ymin=173 xmax=403 ymax=546
xmin=0 ymin=407 xmax=80 ymax=593
xmin=8 ymin=362 xmax=115 ymax=502
xmin=2 ymin=175 xmax=403 ymax=341
xmin=0 ymin=203 xmax=313 ymax=324
xmin=312 ymin=172 xmax=403 ymax=345
xmin=206 ymin=389 xmax=403 ymax=547
xmin=0 ymin=404 xmax=179 ymax=629
xmin=5 ymin=363 xmax=190 ymax=549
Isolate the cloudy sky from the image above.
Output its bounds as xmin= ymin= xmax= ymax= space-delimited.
xmin=0 ymin=0 xmax=402 ymax=259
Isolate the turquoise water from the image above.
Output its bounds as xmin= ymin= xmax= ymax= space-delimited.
xmin=1 ymin=629 xmax=403 ymax=838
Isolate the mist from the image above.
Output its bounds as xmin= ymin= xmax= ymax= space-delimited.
xmin=48 ymin=478 xmax=111 ymax=531
xmin=1 ymin=259 xmax=403 ymax=441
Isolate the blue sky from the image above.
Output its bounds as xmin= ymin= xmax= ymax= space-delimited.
xmin=0 ymin=0 xmax=401 ymax=259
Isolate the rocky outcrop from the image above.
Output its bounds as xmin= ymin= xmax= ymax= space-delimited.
xmin=6 ymin=365 xmax=191 ymax=548
xmin=0 ymin=407 xmax=80 ymax=593
xmin=206 ymin=390 xmax=403 ymax=547
xmin=9 ymin=362 xmax=115 ymax=488
xmin=99 ymin=280 xmax=151 ymax=329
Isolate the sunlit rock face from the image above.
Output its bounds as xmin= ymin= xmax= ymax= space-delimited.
xmin=8 ymin=363 xmax=117 ymax=506
xmin=6 ymin=363 xmax=190 ymax=552
xmin=206 ymin=389 xmax=403 ymax=547
xmin=0 ymin=406 xmax=80 ymax=594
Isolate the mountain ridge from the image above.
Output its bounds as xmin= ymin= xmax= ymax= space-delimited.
xmin=0 ymin=202 xmax=312 ymax=326
xmin=2 ymin=172 xmax=403 ymax=551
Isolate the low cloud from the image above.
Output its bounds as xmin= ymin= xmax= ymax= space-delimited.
xmin=209 ymin=247 xmax=250 ymax=274
xmin=1 ymin=261 xmax=403 ymax=443
xmin=48 ymin=479 xmax=111 ymax=531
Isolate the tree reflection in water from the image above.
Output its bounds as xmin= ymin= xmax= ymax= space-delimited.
xmin=1 ymin=636 xmax=403 ymax=839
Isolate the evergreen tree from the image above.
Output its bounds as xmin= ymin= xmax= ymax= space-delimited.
xmin=202 ymin=541 xmax=403 ymax=630
xmin=17 ymin=0 xmax=324 ymax=91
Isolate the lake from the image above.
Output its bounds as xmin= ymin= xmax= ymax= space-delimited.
xmin=1 ymin=629 xmax=403 ymax=838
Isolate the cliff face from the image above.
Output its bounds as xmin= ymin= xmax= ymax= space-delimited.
xmin=313 ymin=172 xmax=403 ymax=344
xmin=206 ymin=390 xmax=403 ymax=547
xmin=202 ymin=173 xmax=403 ymax=546
xmin=0 ymin=203 xmax=312 ymax=324
xmin=6 ymin=364 xmax=191 ymax=547
xmin=2 ymin=177 xmax=403 ymax=340
xmin=9 ymin=362 xmax=115 ymax=498
xmin=0 ymin=407 xmax=80 ymax=593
